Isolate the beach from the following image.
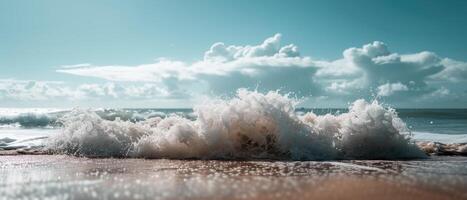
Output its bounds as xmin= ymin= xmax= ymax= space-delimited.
xmin=2 ymin=1 xmax=467 ymax=199
xmin=1 ymin=154 xmax=466 ymax=200
xmin=1 ymin=93 xmax=466 ymax=199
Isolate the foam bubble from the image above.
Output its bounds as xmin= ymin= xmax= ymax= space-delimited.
xmin=46 ymin=89 xmax=426 ymax=160
xmin=417 ymin=141 xmax=467 ymax=156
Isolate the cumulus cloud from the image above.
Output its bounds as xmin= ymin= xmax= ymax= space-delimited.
xmin=18 ymin=33 xmax=465 ymax=107
xmin=59 ymin=34 xmax=310 ymax=81
xmin=431 ymin=58 xmax=467 ymax=82
xmin=203 ymin=34 xmax=300 ymax=62
xmin=377 ymin=82 xmax=409 ymax=97
xmin=314 ymin=41 xmax=456 ymax=102
xmin=316 ymin=42 xmax=444 ymax=88
xmin=58 ymin=34 xmax=317 ymax=96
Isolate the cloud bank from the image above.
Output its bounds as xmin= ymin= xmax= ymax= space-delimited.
xmin=0 ymin=80 xmax=186 ymax=101
xmin=3 ymin=34 xmax=467 ymax=107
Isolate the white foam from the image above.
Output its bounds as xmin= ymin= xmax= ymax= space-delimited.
xmin=413 ymin=131 xmax=467 ymax=144
xmin=0 ymin=108 xmax=67 ymax=117
xmin=47 ymin=89 xmax=426 ymax=160
xmin=0 ymin=108 xmax=67 ymax=128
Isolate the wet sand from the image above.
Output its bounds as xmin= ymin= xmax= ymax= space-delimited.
xmin=1 ymin=155 xmax=466 ymax=200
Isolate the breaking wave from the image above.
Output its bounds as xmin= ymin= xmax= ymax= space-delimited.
xmin=0 ymin=109 xmax=193 ymax=128
xmin=46 ymin=89 xmax=426 ymax=160
xmin=0 ymin=113 xmax=58 ymax=128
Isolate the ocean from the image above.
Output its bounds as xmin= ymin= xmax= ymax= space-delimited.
xmin=1 ymin=91 xmax=467 ymax=199
xmin=1 ymin=107 xmax=466 ymax=156
xmin=0 ymin=91 xmax=466 ymax=159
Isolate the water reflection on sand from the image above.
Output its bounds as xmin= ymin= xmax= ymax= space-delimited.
xmin=0 ymin=155 xmax=466 ymax=200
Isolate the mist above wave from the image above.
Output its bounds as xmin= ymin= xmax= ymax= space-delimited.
xmin=46 ymin=89 xmax=426 ymax=160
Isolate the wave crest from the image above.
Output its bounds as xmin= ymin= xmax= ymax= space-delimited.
xmin=47 ymin=89 xmax=426 ymax=160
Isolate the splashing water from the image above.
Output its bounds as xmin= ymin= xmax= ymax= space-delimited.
xmin=46 ymin=89 xmax=426 ymax=160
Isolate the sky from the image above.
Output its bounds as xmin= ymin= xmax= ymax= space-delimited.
xmin=0 ymin=0 xmax=466 ymax=108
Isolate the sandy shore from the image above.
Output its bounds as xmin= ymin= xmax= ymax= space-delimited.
xmin=284 ymin=178 xmax=456 ymax=200
xmin=1 ymin=155 xmax=466 ymax=200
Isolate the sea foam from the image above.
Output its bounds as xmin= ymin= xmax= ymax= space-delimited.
xmin=46 ymin=89 xmax=426 ymax=160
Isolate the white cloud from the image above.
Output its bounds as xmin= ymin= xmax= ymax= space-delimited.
xmin=59 ymin=34 xmax=310 ymax=83
xmin=422 ymin=86 xmax=450 ymax=99
xmin=314 ymin=41 xmax=457 ymax=102
xmin=317 ymin=42 xmax=444 ymax=88
xmin=325 ymin=79 xmax=364 ymax=94
xmin=431 ymin=87 xmax=450 ymax=97
xmin=377 ymin=82 xmax=409 ymax=96
xmin=0 ymin=79 xmax=186 ymax=101
xmin=58 ymin=34 xmax=318 ymax=96
xmin=203 ymin=34 xmax=300 ymax=62
xmin=0 ymin=79 xmax=73 ymax=101
xmin=58 ymin=59 xmax=192 ymax=82
xmin=10 ymin=33 xmax=463 ymax=107
xmin=431 ymin=58 xmax=467 ymax=82
xmin=59 ymin=63 xmax=93 ymax=69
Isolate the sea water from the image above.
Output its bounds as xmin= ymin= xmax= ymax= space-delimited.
xmin=0 ymin=90 xmax=466 ymax=159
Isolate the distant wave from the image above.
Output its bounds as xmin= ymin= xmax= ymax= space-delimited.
xmin=0 ymin=136 xmax=49 ymax=150
xmin=413 ymin=131 xmax=467 ymax=144
xmin=0 ymin=108 xmax=196 ymax=128
xmin=396 ymin=109 xmax=467 ymax=119
xmin=412 ymin=131 xmax=467 ymax=156
xmin=46 ymin=89 xmax=427 ymax=160
xmin=0 ymin=113 xmax=58 ymax=128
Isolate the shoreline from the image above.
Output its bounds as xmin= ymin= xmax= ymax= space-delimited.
xmin=2 ymin=141 xmax=467 ymax=157
xmin=1 ymin=155 xmax=466 ymax=199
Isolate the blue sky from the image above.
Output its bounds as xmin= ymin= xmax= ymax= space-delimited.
xmin=1 ymin=0 xmax=466 ymax=108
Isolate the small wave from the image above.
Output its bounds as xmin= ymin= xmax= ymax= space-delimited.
xmin=417 ymin=142 xmax=467 ymax=156
xmin=46 ymin=89 xmax=426 ymax=160
xmin=0 ymin=108 xmax=68 ymax=128
xmin=0 ymin=136 xmax=49 ymax=150
xmin=0 ymin=137 xmax=16 ymax=146
xmin=413 ymin=131 xmax=467 ymax=144
xmin=0 ymin=108 xmax=195 ymax=128
xmin=0 ymin=113 xmax=58 ymax=128
xmin=397 ymin=109 xmax=467 ymax=119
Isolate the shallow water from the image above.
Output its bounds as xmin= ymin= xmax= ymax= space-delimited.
xmin=0 ymin=155 xmax=466 ymax=200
